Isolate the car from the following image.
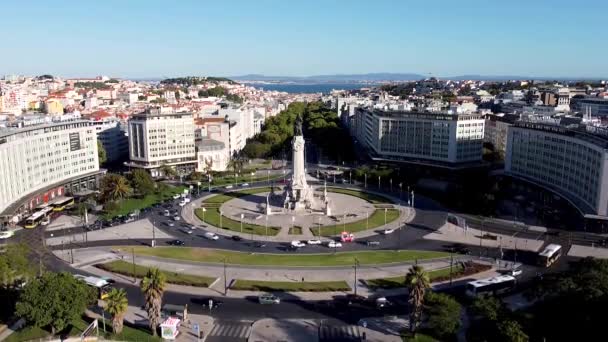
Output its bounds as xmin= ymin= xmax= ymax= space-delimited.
xmin=172 ymin=194 xmax=181 ymax=200
xmin=165 ymin=221 xmax=175 ymax=227
xmin=168 ymin=240 xmax=185 ymax=246
xmin=0 ymin=231 xmax=15 ymax=239
xmin=123 ymin=217 xmax=135 ymax=223
xmin=225 ymin=185 xmax=234 ymax=189
xmin=307 ymin=239 xmax=322 ymax=245
xmin=40 ymin=216 xmax=51 ymax=226
xmin=231 ymin=235 xmax=243 ymax=241
xmin=375 ymin=297 xmax=393 ymax=309
xmin=258 ymin=294 xmax=280 ymax=304
xmin=327 ymin=241 xmax=343 ymax=248
xmin=382 ymin=228 xmax=395 ymax=235
xmin=173 ymin=216 xmax=181 ymax=221
xmin=181 ymin=229 xmax=194 ymax=235
xmin=366 ymin=241 xmax=380 ymax=246
xmin=502 ymin=268 xmax=523 ymax=277
xmin=183 ymin=197 xmax=191 ymax=203
xmin=193 ymin=297 xmax=223 ymax=309
xmin=204 ymin=232 xmax=219 ymax=240
xmin=291 ymin=240 xmax=306 ymax=248
xmin=253 ymin=242 xmax=267 ymax=248
xmin=178 ymin=201 xmax=186 ymax=207
xmin=163 ymin=210 xmax=171 ymax=217
xmin=240 ymin=183 xmax=249 ymax=187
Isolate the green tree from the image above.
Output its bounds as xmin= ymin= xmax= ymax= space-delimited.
xmin=405 ymin=265 xmax=430 ymax=334
xmin=0 ymin=243 xmax=35 ymax=288
xmin=100 ymin=174 xmax=132 ymax=202
xmin=159 ymin=164 xmax=177 ymax=179
xmin=424 ymin=292 xmax=461 ymax=340
xmin=497 ymin=320 xmax=529 ymax=342
xmin=15 ymin=272 xmax=95 ymax=334
xmin=105 ymin=288 xmax=128 ymax=335
xmin=97 ymin=140 xmax=107 ymax=165
xmin=189 ymin=171 xmax=204 ymax=182
xmin=130 ymin=169 xmax=156 ymax=196
xmin=141 ymin=268 xmax=166 ymax=336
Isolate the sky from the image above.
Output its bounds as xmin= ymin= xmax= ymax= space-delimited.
xmin=1 ymin=0 xmax=606 ymax=78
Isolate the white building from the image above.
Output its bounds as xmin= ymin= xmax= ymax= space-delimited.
xmin=352 ymin=108 xmax=485 ymax=167
xmin=196 ymin=138 xmax=229 ymax=172
xmin=0 ymin=120 xmax=102 ymax=220
xmin=505 ymin=122 xmax=608 ymax=217
xmin=127 ymin=111 xmax=196 ymax=177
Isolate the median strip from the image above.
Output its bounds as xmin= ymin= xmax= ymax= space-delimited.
xmin=95 ymin=260 xmax=217 ymax=287
xmin=120 ymin=247 xmax=449 ymax=266
xmin=231 ymin=279 xmax=351 ymax=292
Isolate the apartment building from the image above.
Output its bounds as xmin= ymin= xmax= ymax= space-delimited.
xmin=0 ymin=120 xmax=101 ymax=219
xmin=353 ymin=108 xmax=485 ymax=167
xmin=505 ymin=122 xmax=608 ymax=217
xmin=127 ymin=111 xmax=196 ymax=177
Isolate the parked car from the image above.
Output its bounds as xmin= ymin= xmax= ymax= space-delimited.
xmin=258 ymin=294 xmax=280 ymax=304
xmin=231 ymin=235 xmax=242 ymax=241
xmin=163 ymin=210 xmax=171 ymax=217
xmin=183 ymin=197 xmax=191 ymax=203
xmin=291 ymin=240 xmax=306 ymax=248
xmin=204 ymin=232 xmax=219 ymax=240
xmin=178 ymin=201 xmax=186 ymax=207
xmin=173 ymin=216 xmax=181 ymax=221
xmin=0 ymin=231 xmax=15 ymax=239
xmin=307 ymin=239 xmax=322 ymax=245
xmin=165 ymin=222 xmax=175 ymax=227
xmin=253 ymin=242 xmax=267 ymax=248
xmin=382 ymin=228 xmax=395 ymax=235
xmin=327 ymin=241 xmax=343 ymax=248
xmin=172 ymin=194 xmax=181 ymax=200
xmin=181 ymin=229 xmax=194 ymax=235
xmin=225 ymin=185 xmax=234 ymax=189
xmin=375 ymin=297 xmax=393 ymax=309
xmin=167 ymin=240 xmax=185 ymax=246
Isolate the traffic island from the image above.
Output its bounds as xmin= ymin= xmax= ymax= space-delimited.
xmin=95 ymin=260 xmax=217 ymax=287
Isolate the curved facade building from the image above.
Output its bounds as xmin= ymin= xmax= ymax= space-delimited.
xmin=0 ymin=121 xmax=102 ymax=222
xmin=505 ymin=122 xmax=608 ymax=217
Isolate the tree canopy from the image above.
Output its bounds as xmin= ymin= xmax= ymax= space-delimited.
xmin=161 ymin=76 xmax=237 ymax=86
xmin=423 ymin=292 xmax=462 ymax=340
xmin=0 ymin=243 xmax=35 ymax=289
xmin=15 ymin=272 xmax=96 ymax=334
xmin=129 ymin=169 xmax=156 ymax=196
xmin=100 ymin=173 xmax=132 ymax=203
xmin=97 ymin=140 xmax=107 ymax=165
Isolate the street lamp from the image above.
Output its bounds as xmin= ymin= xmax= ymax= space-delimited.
xmin=349 ymin=171 xmax=352 ymax=184
xmin=353 ymin=258 xmax=360 ymax=297
xmin=240 ymin=213 xmax=244 ymax=233
xmin=366 ymin=211 xmax=369 ymax=230
xmin=384 ymin=208 xmax=387 ymax=226
xmin=378 ymin=176 xmax=381 ymax=189
xmin=208 ymin=174 xmax=211 ymax=193
xmin=223 ymin=257 xmax=228 ymax=295
xmin=250 ymin=172 xmax=254 ymax=184
xmin=220 ymin=210 xmax=223 ymax=229
xmin=399 ymin=183 xmax=403 ymax=202
xmin=390 ymin=178 xmax=393 ymax=192
xmin=151 ymin=220 xmax=156 ymax=248
xmin=364 ymin=173 xmax=367 ymax=188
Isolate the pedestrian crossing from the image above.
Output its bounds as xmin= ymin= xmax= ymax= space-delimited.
xmin=319 ymin=324 xmax=362 ymax=341
xmin=206 ymin=321 xmax=252 ymax=342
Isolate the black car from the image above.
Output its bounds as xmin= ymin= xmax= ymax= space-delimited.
xmin=231 ymin=235 xmax=242 ymax=241
xmin=191 ymin=297 xmax=223 ymax=309
xmin=167 ymin=240 xmax=185 ymax=246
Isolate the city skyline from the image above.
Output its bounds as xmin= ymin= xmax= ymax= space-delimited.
xmin=1 ymin=0 xmax=607 ymax=78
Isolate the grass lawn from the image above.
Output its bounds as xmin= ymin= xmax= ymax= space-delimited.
xmin=288 ymin=226 xmax=303 ymax=235
xmin=122 ymin=247 xmax=449 ymax=267
xmin=195 ymin=207 xmax=280 ymax=236
xmin=312 ymin=208 xmax=400 ymax=236
xmin=326 ymin=187 xmax=393 ymax=204
xmin=102 ymin=185 xmax=186 ymax=219
xmin=95 ymin=260 xmax=216 ymax=287
xmin=365 ymin=263 xmax=477 ymax=289
xmin=5 ymin=315 xmax=160 ymax=342
xmin=231 ymin=279 xmax=350 ymax=292
xmin=202 ymin=187 xmax=271 ymax=204
xmin=211 ymin=174 xmax=283 ymax=187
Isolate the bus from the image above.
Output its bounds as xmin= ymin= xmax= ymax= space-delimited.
xmin=74 ymin=275 xmax=112 ymax=300
xmin=538 ymin=244 xmax=562 ymax=267
xmin=24 ymin=207 xmax=54 ymax=228
xmin=465 ymin=275 xmax=516 ymax=298
xmin=52 ymin=197 xmax=74 ymax=212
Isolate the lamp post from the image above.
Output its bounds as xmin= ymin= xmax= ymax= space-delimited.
xmin=366 ymin=211 xmax=369 ymax=230
xmin=384 ymin=208 xmax=387 ymax=226
xmin=250 ymin=172 xmax=254 ymax=184
xmin=364 ymin=173 xmax=367 ymax=188
xmin=411 ymin=190 xmax=415 ymax=208
xmin=208 ymin=174 xmax=211 ymax=193
xmin=267 ymin=170 xmax=270 ymax=183
xmin=219 ymin=210 xmax=223 ymax=229
xmin=390 ymin=178 xmax=393 ymax=192
xmin=223 ymin=257 xmax=228 ymax=296
xmin=378 ymin=176 xmax=381 ymax=189
xmin=151 ymin=220 xmax=156 ymax=248
xmin=234 ymin=172 xmax=238 ymax=187
xmin=353 ymin=258 xmax=360 ymax=297
xmin=399 ymin=183 xmax=403 ymax=202
xmin=240 ymin=213 xmax=244 ymax=233
xmin=265 ymin=215 xmax=268 ymax=237
xmin=349 ymin=171 xmax=352 ymax=184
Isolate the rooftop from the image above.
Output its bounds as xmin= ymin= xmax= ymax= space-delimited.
xmin=513 ymin=121 xmax=608 ymax=149
xmin=0 ymin=119 xmax=91 ymax=139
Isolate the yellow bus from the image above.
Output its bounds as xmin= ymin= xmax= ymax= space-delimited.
xmin=24 ymin=207 xmax=53 ymax=228
xmin=52 ymin=197 xmax=75 ymax=212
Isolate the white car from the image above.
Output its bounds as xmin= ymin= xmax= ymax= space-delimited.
xmin=173 ymin=216 xmax=181 ymax=221
xmin=327 ymin=241 xmax=343 ymax=248
xmin=241 ymin=183 xmax=249 ymax=187
xmin=172 ymin=194 xmax=181 ymax=200
xmin=225 ymin=185 xmax=234 ymax=189
xmin=204 ymin=232 xmax=219 ymax=240
xmin=183 ymin=197 xmax=191 ymax=203
xmin=382 ymin=228 xmax=395 ymax=235
xmin=291 ymin=240 xmax=306 ymax=248
xmin=163 ymin=210 xmax=171 ymax=217
xmin=0 ymin=231 xmax=15 ymax=239
xmin=307 ymin=239 xmax=322 ymax=245
xmin=178 ymin=201 xmax=186 ymax=207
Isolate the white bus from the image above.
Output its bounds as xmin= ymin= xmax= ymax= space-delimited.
xmin=538 ymin=244 xmax=562 ymax=267
xmin=74 ymin=275 xmax=112 ymax=299
xmin=465 ymin=275 xmax=516 ymax=298
xmin=24 ymin=207 xmax=54 ymax=228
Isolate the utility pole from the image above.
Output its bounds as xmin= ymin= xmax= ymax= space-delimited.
xmin=354 ymin=258 xmax=359 ymax=297
xmin=449 ymin=251 xmax=454 ymax=286
xmin=223 ymin=258 xmax=228 ymax=296
xmin=364 ymin=173 xmax=367 ymax=188
xmin=132 ymin=248 xmax=136 ymax=283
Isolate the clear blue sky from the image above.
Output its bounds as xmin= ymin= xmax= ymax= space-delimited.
xmin=1 ymin=0 xmax=606 ymax=78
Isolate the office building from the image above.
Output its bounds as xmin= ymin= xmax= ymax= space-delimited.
xmin=352 ymin=108 xmax=485 ymax=167
xmin=0 ymin=120 xmax=102 ymax=221
xmin=126 ymin=111 xmax=196 ymax=177
xmin=505 ymin=121 xmax=608 ymax=217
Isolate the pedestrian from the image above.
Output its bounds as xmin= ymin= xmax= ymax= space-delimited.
xmin=302 ymin=277 xmax=304 ymax=282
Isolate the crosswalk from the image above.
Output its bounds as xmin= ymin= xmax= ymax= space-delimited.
xmin=319 ymin=324 xmax=362 ymax=341
xmin=206 ymin=321 xmax=252 ymax=342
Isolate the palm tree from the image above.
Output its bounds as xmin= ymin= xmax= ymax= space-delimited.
xmin=140 ymin=268 xmax=166 ymax=336
xmin=100 ymin=174 xmax=132 ymax=202
xmin=405 ymin=265 xmax=430 ymax=334
xmin=105 ymin=288 xmax=128 ymax=335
